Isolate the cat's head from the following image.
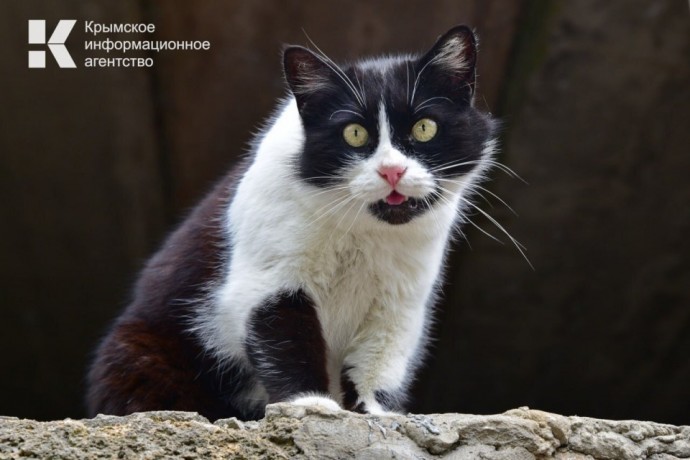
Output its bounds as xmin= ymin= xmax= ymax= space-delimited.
xmin=283 ymin=26 xmax=495 ymax=227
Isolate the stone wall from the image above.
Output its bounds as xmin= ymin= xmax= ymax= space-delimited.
xmin=2 ymin=405 xmax=689 ymax=459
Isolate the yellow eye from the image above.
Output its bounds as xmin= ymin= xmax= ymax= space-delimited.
xmin=412 ymin=118 xmax=438 ymax=142
xmin=343 ymin=123 xmax=369 ymax=147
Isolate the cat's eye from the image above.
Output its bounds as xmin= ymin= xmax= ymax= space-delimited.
xmin=343 ymin=123 xmax=369 ymax=147
xmin=412 ymin=118 xmax=438 ymax=142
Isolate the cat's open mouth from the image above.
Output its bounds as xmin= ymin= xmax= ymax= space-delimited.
xmin=385 ymin=190 xmax=410 ymax=206
xmin=369 ymin=192 xmax=425 ymax=225
xmin=379 ymin=195 xmax=420 ymax=210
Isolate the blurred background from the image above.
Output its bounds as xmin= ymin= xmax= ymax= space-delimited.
xmin=1 ymin=0 xmax=689 ymax=424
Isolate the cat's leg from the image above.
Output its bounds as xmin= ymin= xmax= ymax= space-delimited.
xmin=245 ymin=289 xmax=340 ymax=410
xmin=340 ymin=301 xmax=428 ymax=415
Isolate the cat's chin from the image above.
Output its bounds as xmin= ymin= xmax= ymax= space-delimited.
xmin=368 ymin=196 xmax=428 ymax=225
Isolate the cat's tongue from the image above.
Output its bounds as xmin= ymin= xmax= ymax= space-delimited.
xmin=385 ymin=190 xmax=407 ymax=205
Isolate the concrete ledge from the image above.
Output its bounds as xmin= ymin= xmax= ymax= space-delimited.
xmin=1 ymin=404 xmax=688 ymax=459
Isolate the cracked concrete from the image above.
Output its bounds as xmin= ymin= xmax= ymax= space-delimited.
xmin=1 ymin=404 xmax=688 ymax=459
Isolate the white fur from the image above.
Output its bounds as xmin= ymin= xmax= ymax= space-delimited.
xmin=290 ymin=394 xmax=342 ymax=412
xmin=196 ymin=97 xmax=492 ymax=412
xmin=435 ymin=36 xmax=469 ymax=70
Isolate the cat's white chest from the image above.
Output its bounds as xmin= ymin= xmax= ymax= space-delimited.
xmin=296 ymin=224 xmax=443 ymax=389
xmin=300 ymin=232 xmax=380 ymax=352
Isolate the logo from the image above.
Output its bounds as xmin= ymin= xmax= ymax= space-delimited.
xmin=28 ymin=20 xmax=77 ymax=68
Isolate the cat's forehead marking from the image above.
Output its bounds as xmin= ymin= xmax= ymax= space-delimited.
xmin=377 ymin=101 xmax=392 ymax=147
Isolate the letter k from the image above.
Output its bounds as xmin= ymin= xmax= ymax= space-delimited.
xmin=28 ymin=20 xmax=77 ymax=68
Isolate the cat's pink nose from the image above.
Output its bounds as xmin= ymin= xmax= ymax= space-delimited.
xmin=378 ymin=165 xmax=407 ymax=187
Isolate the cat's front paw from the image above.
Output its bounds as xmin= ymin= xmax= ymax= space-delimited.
xmin=289 ymin=394 xmax=342 ymax=412
xmin=359 ymin=399 xmax=400 ymax=417
xmin=365 ymin=405 xmax=400 ymax=417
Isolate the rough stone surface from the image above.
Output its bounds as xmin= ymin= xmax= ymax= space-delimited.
xmin=1 ymin=405 xmax=688 ymax=459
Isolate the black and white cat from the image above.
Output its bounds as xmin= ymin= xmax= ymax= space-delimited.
xmin=87 ymin=25 xmax=496 ymax=421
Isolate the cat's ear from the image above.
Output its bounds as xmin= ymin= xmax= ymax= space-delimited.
xmin=283 ymin=46 xmax=334 ymax=111
xmin=416 ymin=26 xmax=478 ymax=104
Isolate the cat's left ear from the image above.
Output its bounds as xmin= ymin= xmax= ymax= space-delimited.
xmin=416 ymin=26 xmax=478 ymax=104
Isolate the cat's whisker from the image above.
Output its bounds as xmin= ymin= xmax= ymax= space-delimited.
xmin=460 ymin=229 xmax=472 ymax=249
xmin=332 ymin=195 xmax=361 ymax=234
xmin=436 ymin=178 xmax=516 ymax=216
xmin=436 ymin=185 xmax=532 ymax=268
xmin=416 ymin=96 xmax=453 ymax=108
xmin=461 ymin=215 xmax=505 ymax=246
xmin=305 ymin=175 xmax=343 ymax=181
xmin=338 ymin=200 xmax=367 ymax=244
xmin=414 ymin=96 xmax=453 ymax=114
xmin=414 ymin=103 xmax=443 ymax=113
xmin=305 ymin=185 xmax=352 ymax=199
xmin=464 ymin=183 xmax=518 ymax=216
xmin=405 ymin=61 xmax=411 ymax=106
xmin=429 ymin=188 xmax=454 ymax=208
xmin=428 ymin=190 xmax=476 ymax=244
xmin=410 ymin=54 xmax=443 ymax=105
xmin=483 ymin=160 xmax=527 ymax=183
xmin=319 ymin=193 xmax=365 ymax=235
xmin=452 ymin=211 xmax=472 ymax=246
xmin=304 ymin=182 xmax=349 ymax=190
xmin=308 ymin=197 xmax=352 ymax=229
xmin=464 ymin=186 xmax=494 ymax=209
xmin=306 ymin=181 xmax=350 ymax=196
xmin=352 ymin=70 xmax=367 ymax=106
xmin=310 ymin=181 xmax=350 ymax=192
xmin=330 ymin=109 xmax=365 ymax=120
xmin=311 ymin=167 xmax=346 ymax=179
xmin=342 ymin=102 xmax=362 ymax=112
xmin=306 ymin=193 xmax=355 ymax=227
xmin=310 ymin=191 xmax=365 ymax=231
xmin=433 ymin=185 xmax=521 ymax=249
xmin=423 ymin=195 xmax=445 ymax=235
xmin=431 ymin=159 xmax=494 ymax=174
xmin=316 ymin=55 xmax=366 ymax=108
xmin=430 ymin=158 xmax=526 ymax=183
xmin=429 ymin=160 xmax=478 ymax=173
xmin=302 ymin=31 xmax=366 ymax=108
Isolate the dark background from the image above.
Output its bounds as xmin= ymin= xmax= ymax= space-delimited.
xmin=1 ymin=0 xmax=689 ymax=424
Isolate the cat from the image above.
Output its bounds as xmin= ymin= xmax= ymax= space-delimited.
xmin=86 ymin=25 xmax=496 ymax=421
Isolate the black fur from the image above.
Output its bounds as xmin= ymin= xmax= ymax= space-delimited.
xmin=245 ymin=290 xmax=329 ymax=403
xmin=375 ymin=390 xmax=403 ymax=412
xmin=340 ymin=369 xmax=367 ymax=414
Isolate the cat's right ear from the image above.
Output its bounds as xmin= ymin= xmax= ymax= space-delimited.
xmin=283 ymin=46 xmax=333 ymax=112
xmin=416 ymin=26 xmax=478 ymax=104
